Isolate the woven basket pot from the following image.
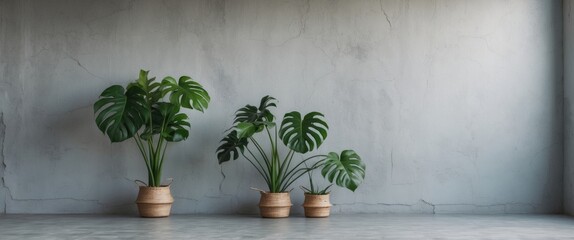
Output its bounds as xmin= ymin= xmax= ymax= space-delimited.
xmin=136 ymin=186 xmax=174 ymax=218
xmin=303 ymin=193 xmax=332 ymax=218
xmin=258 ymin=192 xmax=292 ymax=218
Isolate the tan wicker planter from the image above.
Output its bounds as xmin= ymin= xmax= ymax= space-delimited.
xmin=258 ymin=192 xmax=292 ymax=218
xmin=303 ymin=193 xmax=332 ymax=218
xmin=136 ymin=186 xmax=174 ymax=218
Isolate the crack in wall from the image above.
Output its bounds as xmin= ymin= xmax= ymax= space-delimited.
xmin=1 ymin=170 xmax=131 ymax=213
xmin=420 ymin=199 xmax=436 ymax=214
xmin=334 ymin=199 xmax=538 ymax=214
xmin=276 ymin=0 xmax=310 ymax=47
xmin=380 ymin=0 xmax=392 ymax=29
xmin=64 ymin=52 xmax=105 ymax=80
xmin=255 ymin=0 xmax=310 ymax=47
xmin=1 ymin=179 xmax=110 ymax=214
xmin=7 ymin=195 xmax=103 ymax=205
xmin=0 ymin=113 xmax=6 ymax=214
xmin=173 ymin=196 xmax=199 ymax=202
xmin=85 ymin=0 xmax=136 ymax=27
xmin=219 ymin=165 xmax=226 ymax=192
xmin=335 ymin=201 xmax=413 ymax=207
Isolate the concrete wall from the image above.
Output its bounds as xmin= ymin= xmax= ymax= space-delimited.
xmin=0 ymin=0 xmax=564 ymax=214
xmin=565 ymin=0 xmax=574 ymax=215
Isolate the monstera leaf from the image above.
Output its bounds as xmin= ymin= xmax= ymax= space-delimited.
xmin=217 ymin=130 xmax=249 ymax=164
xmin=321 ymin=150 xmax=366 ymax=192
xmin=234 ymin=95 xmax=276 ymax=124
xmin=235 ymin=122 xmax=261 ymax=139
xmin=234 ymin=105 xmax=258 ymax=123
xmin=279 ymin=111 xmax=328 ymax=153
xmin=257 ymin=95 xmax=276 ymax=122
xmin=94 ymin=85 xmax=149 ymax=142
xmin=131 ymin=70 xmax=161 ymax=104
xmin=235 ymin=121 xmax=276 ymax=139
xmin=161 ymin=76 xmax=210 ymax=112
xmin=157 ymin=103 xmax=190 ymax=142
xmin=141 ymin=103 xmax=190 ymax=142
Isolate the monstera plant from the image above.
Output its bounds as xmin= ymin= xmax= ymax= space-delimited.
xmin=300 ymin=150 xmax=365 ymax=217
xmin=216 ymin=95 xmax=365 ymax=218
xmin=94 ymin=70 xmax=210 ymax=217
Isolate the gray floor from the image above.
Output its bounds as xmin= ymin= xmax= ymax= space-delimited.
xmin=0 ymin=214 xmax=573 ymax=239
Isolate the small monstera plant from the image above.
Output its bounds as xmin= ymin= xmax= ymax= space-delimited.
xmin=216 ymin=95 xmax=366 ymax=193
xmin=301 ymin=150 xmax=365 ymax=195
xmin=94 ymin=70 xmax=210 ymax=187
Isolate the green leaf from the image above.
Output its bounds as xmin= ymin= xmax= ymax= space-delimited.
xmin=234 ymin=105 xmax=258 ymax=123
xmin=234 ymin=95 xmax=276 ymax=124
xmin=279 ymin=111 xmax=328 ymax=153
xmin=321 ymin=150 xmax=366 ymax=192
xmin=157 ymin=103 xmax=190 ymax=142
xmin=94 ymin=85 xmax=149 ymax=142
xmin=142 ymin=103 xmax=190 ymax=142
xmin=258 ymin=95 xmax=276 ymax=122
xmin=133 ymin=70 xmax=161 ymax=104
xmin=216 ymin=130 xmax=248 ymax=164
xmin=236 ymin=122 xmax=263 ymax=139
xmin=161 ymin=76 xmax=210 ymax=112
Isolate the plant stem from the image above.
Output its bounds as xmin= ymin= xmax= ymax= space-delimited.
xmin=153 ymin=135 xmax=165 ymax=186
xmin=158 ymin=141 xmax=167 ymax=177
xmin=134 ymin=133 xmax=154 ymax=187
xmin=279 ymin=155 xmax=326 ymax=192
xmin=241 ymin=152 xmax=271 ymax=188
xmin=280 ymin=155 xmax=326 ymax=185
xmin=278 ymin=150 xmax=294 ymax=188
xmin=265 ymin=126 xmax=279 ymax=192
xmin=249 ymin=137 xmax=270 ymax=165
xmin=245 ymin=146 xmax=269 ymax=180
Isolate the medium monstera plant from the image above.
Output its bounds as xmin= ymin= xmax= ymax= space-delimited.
xmin=94 ymin=70 xmax=210 ymax=187
xmin=216 ymin=95 xmax=366 ymax=193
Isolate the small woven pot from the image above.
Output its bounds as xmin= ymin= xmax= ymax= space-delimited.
xmin=258 ymin=192 xmax=292 ymax=218
xmin=136 ymin=186 xmax=174 ymax=218
xmin=303 ymin=193 xmax=332 ymax=218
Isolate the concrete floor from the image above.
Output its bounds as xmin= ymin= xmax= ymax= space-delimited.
xmin=0 ymin=214 xmax=573 ymax=239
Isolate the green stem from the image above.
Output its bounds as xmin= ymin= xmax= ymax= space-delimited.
xmin=146 ymin=98 xmax=155 ymax=185
xmin=245 ymin=146 xmax=269 ymax=180
xmin=134 ymin=133 xmax=154 ymax=187
xmin=281 ymin=168 xmax=313 ymax=192
xmin=280 ymin=154 xmax=326 ymax=187
xmin=249 ymin=137 xmax=273 ymax=187
xmin=249 ymin=137 xmax=270 ymax=165
xmin=265 ymin=126 xmax=279 ymax=191
xmin=148 ymin=140 xmax=157 ymax=185
xmin=279 ymin=150 xmax=294 ymax=179
xmin=158 ymin=141 xmax=167 ymax=174
xmin=271 ymin=153 xmax=281 ymax=192
xmin=241 ymin=152 xmax=271 ymax=189
xmin=280 ymin=157 xmax=325 ymax=191
xmin=308 ymin=168 xmax=315 ymax=193
xmin=154 ymin=136 xmax=165 ymax=186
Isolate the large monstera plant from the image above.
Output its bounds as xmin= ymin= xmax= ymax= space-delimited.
xmin=216 ymin=95 xmax=366 ymax=193
xmin=94 ymin=70 xmax=210 ymax=187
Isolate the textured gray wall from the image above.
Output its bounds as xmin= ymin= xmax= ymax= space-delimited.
xmin=0 ymin=0 xmax=564 ymax=214
xmin=565 ymin=0 xmax=574 ymax=215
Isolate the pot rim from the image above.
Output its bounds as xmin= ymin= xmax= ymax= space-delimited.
xmin=259 ymin=191 xmax=291 ymax=195
xmin=139 ymin=185 xmax=171 ymax=189
xmin=304 ymin=193 xmax=330 ymax=196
